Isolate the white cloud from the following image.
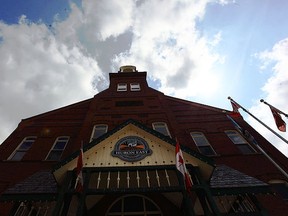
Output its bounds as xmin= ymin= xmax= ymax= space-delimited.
xmin=0 ymin=17 xmax=103 ymax=143
xmin=217 ymin=0 xmax=236 ymax=5
xmin=0 ymin=0 xmax=139 ymax=143
xmin=248 ymin=38 xmax=288 ymax=157
xmin=0 ymin=0 xmax=240 ymax=144
xmin=81 ymin=0 xmax=134 ymax=41
xmin=113 ymin=0 xmax=224 ymax=100
xmin=55 ymin=0 xmax=134 ymax=46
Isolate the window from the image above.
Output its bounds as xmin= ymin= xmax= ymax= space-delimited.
xmin=117 ymin=83 xmax=127 ymax=91
xmin=8 ymin=137 xmax=36 ymax=160
xmin=91 ymin=124 xmax=108 ymax=141
xmin=106 ymin=195 xmax=162 ymax=216
xmin=152 ymin=122 xmax=171 ymax=137
xmin=225 ymin=130 xmax=256 ymax=154
xmin=190 ymin=132 xmax=216 ymax=156
xmin=12 ymin=201 xmax=55 ymax=216
xmin=215 ymin=194 xmax=259 ymax=214
xmin=269 ymin=180 xmax=288 ymax=200
xmin=130 ymin=83 xmax=140 ymax=91
xmin=115 ymin=100 xmax=143 ymax=107
xmin=46 ymin=137 xmax=69 ymax=161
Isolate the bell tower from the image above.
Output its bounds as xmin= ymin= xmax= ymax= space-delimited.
xmin=118 ymin=65 xmax=138 ymax=73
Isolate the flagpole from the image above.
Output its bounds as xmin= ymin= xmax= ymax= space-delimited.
xmin=260 ymin=99 xmax=288 ymax=118
xmin=228 ymin=97 xmax=288 ymax=145
xmin=226 ymin=114 xmax=288 ymax=179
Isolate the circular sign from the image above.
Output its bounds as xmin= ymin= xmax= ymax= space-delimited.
xmin=111 ymin=136 xmax=152 ymax=162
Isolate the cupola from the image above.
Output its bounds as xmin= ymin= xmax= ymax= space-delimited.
xmin=118 ymin=65 xmax=137 ymax=73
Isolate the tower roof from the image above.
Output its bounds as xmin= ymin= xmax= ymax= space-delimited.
xmin=118 ymin=65 xmax=138 ymax=73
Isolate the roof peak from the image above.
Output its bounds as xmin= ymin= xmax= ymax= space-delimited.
xmin=118 ymin=65 xmax=138 ymax=73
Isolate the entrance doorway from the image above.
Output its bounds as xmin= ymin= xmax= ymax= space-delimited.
xmin=106 ymin=194 xmax=163 ymax=216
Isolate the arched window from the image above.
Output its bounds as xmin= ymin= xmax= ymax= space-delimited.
xmin=8 ymin=137 xmax=36 ymax=160
xmin=190 ymin=132 xmax=216 ymax=156
xmin=225 ymin=130 xmax=256 ymax=154
xmin=106 ymin=194 xmax=162 ymax=216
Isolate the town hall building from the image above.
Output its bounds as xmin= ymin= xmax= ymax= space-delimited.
xmin=0 ymin=66 xmax=287 ymax=215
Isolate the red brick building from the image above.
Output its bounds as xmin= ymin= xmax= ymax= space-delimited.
xmin=0 ymin=66 xmax=287 ymax=215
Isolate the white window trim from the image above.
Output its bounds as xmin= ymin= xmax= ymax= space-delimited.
xmin=117 ymin=83 xmax=127 ymax=91
xmin=45 ymin=136 xmax=69 ymax=161
xmin=225 ymin=130 xmax=248 ymax=144
xmin=190 ymin=132 xmax=216 ymax=155
xmin=130 ymin=83 xmax=141 ymax=91
xmin=225 ymin=130 xmax=256 ymax=153
xmin=90 ymin=124 xmax=108 ymax=141
xmin=152 ymin=122 xmax=171 ymax=137
xmin=8 ymin=136 xmax=36 ymax=160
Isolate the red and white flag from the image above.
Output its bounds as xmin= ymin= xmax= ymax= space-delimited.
xmin=230 ymin=100 xmax=241 ymax=117
xmin=270 ymin=106 xmax=286 ymax=132
xmin=175 ymin=141 xmax=193 ymax=193
xmin=75 ymin=144 xmax=84 ymax=192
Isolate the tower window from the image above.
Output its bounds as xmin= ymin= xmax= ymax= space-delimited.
xmin=152 ymin=122 xmax=171 ymax=137
xmin=130 ymin=83 xmax=141 ymax=91
xmin=8 ymin=137 xmax=36 ymax=161
xmin=46 ymin=137 xmax=69 ymax=161
xmin=190 ymin=132 xmax=216 ymax=156
xmin=91 ymin=124 xmax=108 ymax=141
xmin=117 ymin=83 xmax=127 ymax=91
xmin=225 ymin=130 xmax=256 ymax=154
xmin=115 ymin=100 xmax=143 ymax=107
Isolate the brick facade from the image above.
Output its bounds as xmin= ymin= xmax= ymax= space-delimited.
xmin=0 ymin=66 xmax=287 ymax=215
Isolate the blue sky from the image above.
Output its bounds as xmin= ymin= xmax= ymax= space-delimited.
xmin=0 ymin=0 xmax=76 ymax=24
xmin=0 ymin=0 xmax=287 ymax=157
xmin=201 ymin=1 xmax=288 ymax=103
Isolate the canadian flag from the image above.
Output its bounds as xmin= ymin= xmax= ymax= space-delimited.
xmin=230 ymin=100 xmax=241 ymax=117
xmin=270 ymin=106 xmax=286 ymax=132
xmin=175 ymin=141 xmax=193 ymax=193
xmin=75 ymin=145 xmax=83 ymax=192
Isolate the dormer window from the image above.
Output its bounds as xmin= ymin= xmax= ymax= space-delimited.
xmin=130 ymin=83 xmax=140 ymax=91
xmin=152 ymin=122 xmax=171 ymax=137
xmin=117 ymin=83 xmax=127 ymax=92
xmin=190 ymin=132 xmax=216 ymax=156
xmin=46 ymin=137 xmax=69 ymax=161
xmin=8 ymin=137 xmax=36 ymax=160
xmin=91 ymin=124 xmax=108 ymax=141
xmin=225 ymin=130 xmax=256 ymax=154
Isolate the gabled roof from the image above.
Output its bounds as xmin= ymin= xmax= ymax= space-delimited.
xmin=53 ymin=119 xmax=215 ymax=172
xmin=0 ymin=170 xmax=57 ymax=201
xmin=52 ymin=119 xmax=215 ymax=185
xmin=210 ymin=165 xmax=270 ymax=195
xmin=21 ymin=97 xmax=92 ymax=122
xmin=165 ymin=95 xmax=230 ymax=114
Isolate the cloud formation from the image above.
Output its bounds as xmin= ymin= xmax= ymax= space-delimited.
xmin=0 ymin=0 xmax=225 ymax=143
xmin=0 ymin=0 xmax=286 ymax=158
xmin=0 ymin=16 xmax=102 ymax=141
xmin=248 ymin=38 xmax=288 ymax=156
xmin=113 ymin=0 xmax=223 ymax=99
